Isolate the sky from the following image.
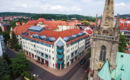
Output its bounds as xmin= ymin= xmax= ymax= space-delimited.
xmin=0 ymin=0 xmax=130 ymax=16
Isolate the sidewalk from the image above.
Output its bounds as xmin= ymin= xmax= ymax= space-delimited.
xmin=26 ymin=52 xmax=88 ymax=77
xmin=8 ymin=47 xmax=89 ymax=77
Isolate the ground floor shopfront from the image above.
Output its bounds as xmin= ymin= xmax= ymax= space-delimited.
xmin=24 ymin=50 xmax=86 ymax=70
xmin=25 ymin=51 xmax=49 ymax=67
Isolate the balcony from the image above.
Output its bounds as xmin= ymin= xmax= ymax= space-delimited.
xmin=57 ymin=49 xmax=64 ymax=53
xmin=57 ymin=61 xmax=63 ymax=64
xmin=57 ymin=55 xmax=64 ymax=59
xmin=57 ymin=46 xmax=64 ymax=49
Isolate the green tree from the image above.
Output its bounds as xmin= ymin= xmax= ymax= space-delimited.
xmin=88 ymin=49 xmax=91 ymax=57
xmin=84 ymin=22 xmax=90 ymax=26
xmin=10 ymin=21 xmax=16 ymax=28
xmin=119 ymin=34 xmax=127 ymax=52
xmin=0 ymin=27 xmax=2 ymax=32
xmin=21 ymin=71 xmax=36 ymax=80
xmin=9 ymin=32 xmax=21 ymax=51
xmin=10 ymin=51 xmax=29 ymax=78
xmin=3 ymin=53 xmax=11 ymax=64
xmin=0 ymin=31 xmax=10 ymax=44
xmin=0 ymin=58 xmax=11 ymax=80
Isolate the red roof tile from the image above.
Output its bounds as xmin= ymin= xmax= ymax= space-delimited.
xmin=20 ymin=29 xmax=86 ymax=45
xmin=125 ymin=51 xmax=130 ymax=54
xmin=13 ymin=18 xmax=88 ymax=45
xmin=86 ymin=30 xmax=93 ymax=34
xmin=126 ymin=46 xmax=130 ymax=49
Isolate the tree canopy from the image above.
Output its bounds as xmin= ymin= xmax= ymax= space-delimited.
xmin=84 ymin=22 xmax=90 ymax=26
xmin=0 ymin=31 xmax=10 ymax=44
xmin=119 ymin=34 xmax=127 ymax=52
xmin=10 ymin=51 xmax=29 ymax=78
xmin=9 ymin=32 xmax=21 ymax=51
xmin=10 ymin=21 xmax=16 ymax=28
xmin=0 ymin=58 xmax=10 ymax=80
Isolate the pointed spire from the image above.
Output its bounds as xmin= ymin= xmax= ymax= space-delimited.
xmin=115 ymin=14 xmax=120 ymax=29
xmin=100 ymin=15 xmax=102 ymax=27
xmin=117 ymin=14 xmax=120 ymax=23
xmin=101 ymin=0 xmax=114 ymax=28
xmin=95 ymin=14 xmax=98 ymax=27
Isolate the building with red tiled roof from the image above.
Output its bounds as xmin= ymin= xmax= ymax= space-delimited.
xmin=13 ymin=18 xmax=91 ymax=69
xmin=120 ymin=19 xmax=130 ymax=45
xmin=0 ymin=23 xmax=10 ymax=32
xmin=125 ymin=46 xmax=130 ymax=54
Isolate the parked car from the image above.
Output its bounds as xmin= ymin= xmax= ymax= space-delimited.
xmin=80 ymin=58 xmax=86 ymax=65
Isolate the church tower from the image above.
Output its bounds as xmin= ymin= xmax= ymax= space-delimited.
xmin=88 ymin=0 xmax=120 ymax=80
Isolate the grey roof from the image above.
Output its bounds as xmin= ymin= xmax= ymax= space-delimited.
xmin=72 ymin=34 xmax=77 ymax=38
xmin=32 ymin=34 xmax=39 ymax=38
xmin=28 ymin=26 xmax=44 ymax=33
xmin=63 ymin=37 xmax=70 ymax=41
xmin=56 ymin=40 xmax=64 ymax=47
xmin=40 ymin=35 xmax=46 ymax=39
xmin=2 ymin=23 xmax=10 ymax=27
xmin=78 ymin=32 xmax=85 ymax=36
xmin=48 ymin=37 xmax=56 ymax=42
xmin=22 ymin=32 xmax=29 ymax=36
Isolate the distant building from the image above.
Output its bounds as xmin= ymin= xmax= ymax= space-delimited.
xmin=120 ymin=19 xmax=130 ymax=45
xmin=0 ymin=23 xmax=10 ymax=32
xmin=0 ymin=17 xmax=3 ymax=22
xmin=0 ymin=35 xmax=5 ymax=57
xmin=125 ymin=46 xmax=130 ymax=53
xmin=14 ymin=18 xmax=91 ymax=69
xmin=76 ymin=21 xmax=95 ymax=30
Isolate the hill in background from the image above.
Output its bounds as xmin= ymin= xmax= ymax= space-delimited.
xmin=0 ymin=12 xmax=95 ymax=21
xmin=0 ymin=12 xmax=129 ymax=21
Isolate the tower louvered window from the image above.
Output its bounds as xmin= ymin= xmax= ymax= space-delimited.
xmin=108 ymin=0 xmax=110 ymax=5
xmin=100 ymin=46 xmax=106 ymax=61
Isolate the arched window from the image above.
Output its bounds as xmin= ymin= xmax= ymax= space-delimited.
xmin=100 ymin=46 xmax=106 ymax=61
xmin=108 ymin=0 xmax=110 ymax=5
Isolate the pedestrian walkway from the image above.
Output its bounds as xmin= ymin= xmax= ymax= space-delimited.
xmin=26 ymin=52 xmax=88 ymax=77
xmin=8 ymin=47 xmax=89 ymax=77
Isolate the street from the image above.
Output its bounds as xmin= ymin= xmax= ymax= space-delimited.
xmin=6 ymin=48 xmax=90 ymax=80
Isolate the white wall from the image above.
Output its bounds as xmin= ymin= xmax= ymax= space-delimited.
xmin=0 ymin=42 xmax=3 ymax=57
xmin=21 ymin=36 xmax=88 ymax=69
xmin=22 ymin=38 xmax=55 ymax=68
xmin=56 ymin=25 xmax=75 ymax=31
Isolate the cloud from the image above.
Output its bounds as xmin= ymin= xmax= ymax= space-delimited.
xmin=81 ymin=0 xmax=92 ymax=3
xmin=0 ymin=0 xmax=129 ymax=16
xmin=115 ymin=2 xmax=126 ymax=7
xmin=115 ymin=2 xmax=130 ymax=15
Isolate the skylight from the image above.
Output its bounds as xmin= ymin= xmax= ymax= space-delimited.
xmin=28 ymin=26 xmax=44 ymax=33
